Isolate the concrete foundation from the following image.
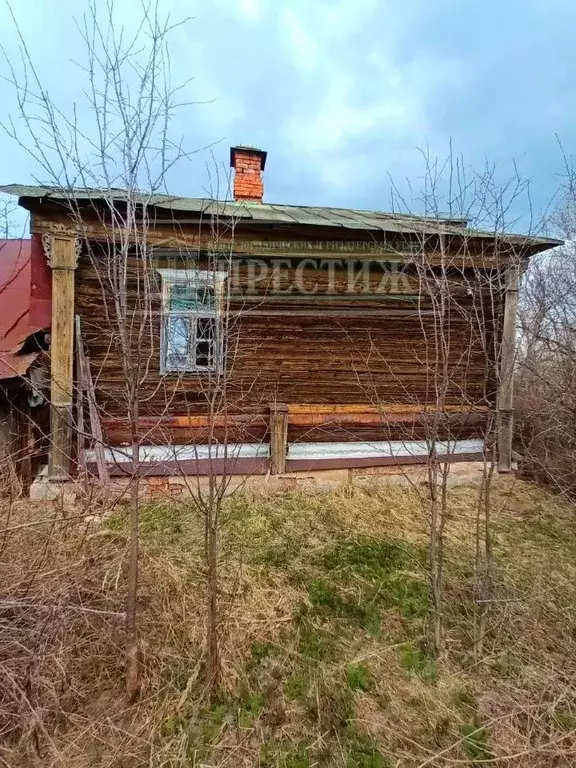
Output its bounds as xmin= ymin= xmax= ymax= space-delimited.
xmin=29 ymin=461 xmax=492 ymax=502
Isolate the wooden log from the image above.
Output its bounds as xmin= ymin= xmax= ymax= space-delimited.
xmin=287 ymin=403 xmax=489 ymax=415
xmin=101 ymin=413 xmax=269 ymax=429
xmin=269 ymin=403 xmax=288 ymax=475
xmin=74 ymin=316 xmax=88 ymax=485
xmin=498 ymin=264 xmax=519 ymax=472
xmin=76 ymin=317 xmax=109 ymax=484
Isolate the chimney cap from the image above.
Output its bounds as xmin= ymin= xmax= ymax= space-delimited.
xmin=230 ymin=145 xmax=267 ymax=171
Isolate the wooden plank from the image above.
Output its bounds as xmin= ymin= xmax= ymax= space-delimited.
xmin=269 ymin=403 xmax=288 ymax=475
xmin=74 ymin=315 xmax=88 ymax=485
xmin=287 ymin=452 xmax=486 ymax=472
xmin=100 ymin=408 xmax=487 ymax=429
xmin=76 ymin=316 xmax=109 ymax=484
xmin=101 ymin=414 xmax=269 ymax=429
xmin=32 ymin=212 xmax=529 ymax=266
xmin=48 ymin=236 xmax=77 ymax=480
xmin=86 ymin=452 xmax=487 ymax=478
xmin=89 ymin=457 xmax=270 ymax=478
xmin=287 ymin=403 xmax=490 ymax=415
xmin=12 ymin=394 xmax=33 ymax=491
xmin=497 ymin=264 xmax=519 ymax=472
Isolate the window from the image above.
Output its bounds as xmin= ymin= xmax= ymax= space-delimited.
xmin=157 ymin=269 xmax=227 ymax=373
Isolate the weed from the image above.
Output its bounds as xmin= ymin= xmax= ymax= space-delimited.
xmin=345 ymin=664 xmax=373 ymax=692
xmin=8 ymin=481 xmax=576 ymax=768
xmin=460 ymin=723 xmax=492 ymax=763
xmin=284 ymin=673 xmax=310 ymax=701
xmin=307 ymin=578 xmax=381 ymax=634
xmin=254 ymin=541 xmax=301 ymax=567
xmin=251 ymin=640 xmax=275 ymax=663
xmin=553 ymin=709 xmax=576 ymax=732
xmin=399 ymin=643 xmax=438 ymax=685
xmin=160 ymin=713 xmax=182 ymax=737
xmin=138 ymin=502 xmax=187 ymax=546
xmin=346 ymin=726 xmax=391 ymax=768
xmin=238 ymin=693 xmax=265 ymax=728
xmin=282 ymin=746 xmax=311 ymax=768
xmin=260 ymin=741 xmax=310 ymax=768
xmin=321 ymin=537 xmax=419 ymax=577
xmin=308 ymin=578 xmax=344 ymax=612
xmin=394 ymin=578 xmax=429 ymax=619
xmin=185 ymin=701 xmax=233 ymax=759
xmin=296 ymin=614 xmax=336 ymax=661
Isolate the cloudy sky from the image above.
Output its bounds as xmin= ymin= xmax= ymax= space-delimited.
xmin=0 ymin=0 xmax=574 ymax=234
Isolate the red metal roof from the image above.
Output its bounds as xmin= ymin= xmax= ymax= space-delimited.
xmin=0 ymin=239 xmax=44 ymax=380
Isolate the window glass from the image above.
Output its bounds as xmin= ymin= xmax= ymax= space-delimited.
xmin=169 ymin=283 xmax=214 ymax=312
xmin=159 ymin=272 xmax=222 ymax=373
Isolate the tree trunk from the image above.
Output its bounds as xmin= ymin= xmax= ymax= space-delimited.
xmin=125 ymin=390 xmax=140 ymax=699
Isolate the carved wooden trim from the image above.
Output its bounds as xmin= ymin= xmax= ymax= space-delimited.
xmin=35 ymin=219 xmax=77 ymax=237
xmin=152 ymin=236 xmax=200 ymax=251
xmin=41 ymin=233 xmax=52 ymax=265
xmin=42 ymin=233 xmax=80 ymax=270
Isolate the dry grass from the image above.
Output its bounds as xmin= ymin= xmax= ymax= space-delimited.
xmin=1 ymin=478 xmax=576 ymax=767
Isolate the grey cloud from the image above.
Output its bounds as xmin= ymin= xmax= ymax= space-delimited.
xmin=0 ymin=0 xmax=574 ymax=232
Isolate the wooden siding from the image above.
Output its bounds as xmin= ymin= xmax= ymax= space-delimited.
xmin=74 ymin=237 xmax=501 ymax=448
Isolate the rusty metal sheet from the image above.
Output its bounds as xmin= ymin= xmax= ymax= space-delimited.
xmin=0 ymin=351 xmax=39 ymax=380
xmin=0 ymin=239 xmax=45 ymax=380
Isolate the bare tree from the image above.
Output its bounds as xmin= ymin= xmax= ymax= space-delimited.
xmin=516 ymin=156 xmax=576 ymax=496
xmin=1 ymin=0 xmax=199 ymax=696
xmin=381 ymin=148 xmax=541 ymax=655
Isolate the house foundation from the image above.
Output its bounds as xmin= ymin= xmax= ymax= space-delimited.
xmin=29 ymin=460 xmax=493 ymax=503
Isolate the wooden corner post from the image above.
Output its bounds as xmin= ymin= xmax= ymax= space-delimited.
xmin=43 ymin=232 xmax=79 ymax=481
xmin=497 ymin=263 xmax=520 ymax=473
xmin=269 ymin=403 xmax=288 ymax=475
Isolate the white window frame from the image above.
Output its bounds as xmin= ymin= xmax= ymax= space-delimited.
xmin=157 ymin=268 xmax=227 ymax=374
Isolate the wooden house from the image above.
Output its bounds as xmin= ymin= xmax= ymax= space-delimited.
xmin=0 ymin=147 xmax=560 ymax=486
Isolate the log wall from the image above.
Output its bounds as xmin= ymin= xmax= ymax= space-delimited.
xmin=74 ymin=234 xmax=501 ymax=447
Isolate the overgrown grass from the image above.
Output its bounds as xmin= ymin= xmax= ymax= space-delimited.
xmin=2 ymin=479 xmax=576 ymax=766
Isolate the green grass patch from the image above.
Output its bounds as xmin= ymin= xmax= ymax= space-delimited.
xmin=460 ymin=723 xmax=492 ymax=764
xmin=318 ymin=536 xmax=429 ymax=621
xmin=284 ymin=673 xmax=310 ymax=701
xmin=345 ymin=663 xmax=373 ymax=692
xmin=260 ymin=741 xmax=311 ymax=768
xmin=295 ymin=613 xmax=337 ymax=661
xmin=250 ymin=640 xmax=275 ymax=663
xmin=320 ymin=537 xmax=421 ymax=578
xmin=345 ymin=726 xmax=392 ymax=768
xmin=307 ymin=578 xmax=381 ymax=634
xmin=237 ymin=692 xmax=266 ymax=728
xmin=399 ymin=643 xmax=438 ymax=685
xmin=253 ymin=540 xmax=303 ymax=568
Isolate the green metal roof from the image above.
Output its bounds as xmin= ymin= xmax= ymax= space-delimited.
xmin=0 ymin=183 xmax=562 ymax=250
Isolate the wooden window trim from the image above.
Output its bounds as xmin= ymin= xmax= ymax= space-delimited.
xmin=157 ymin=268 xmax=227 ymax=374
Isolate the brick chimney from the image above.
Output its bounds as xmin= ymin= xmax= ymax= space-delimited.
xmin=230 ymin=145 xmax=267 ymax=203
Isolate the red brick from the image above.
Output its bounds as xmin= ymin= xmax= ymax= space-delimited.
xmin=231 ymin=147 xmax=265 ymax=202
